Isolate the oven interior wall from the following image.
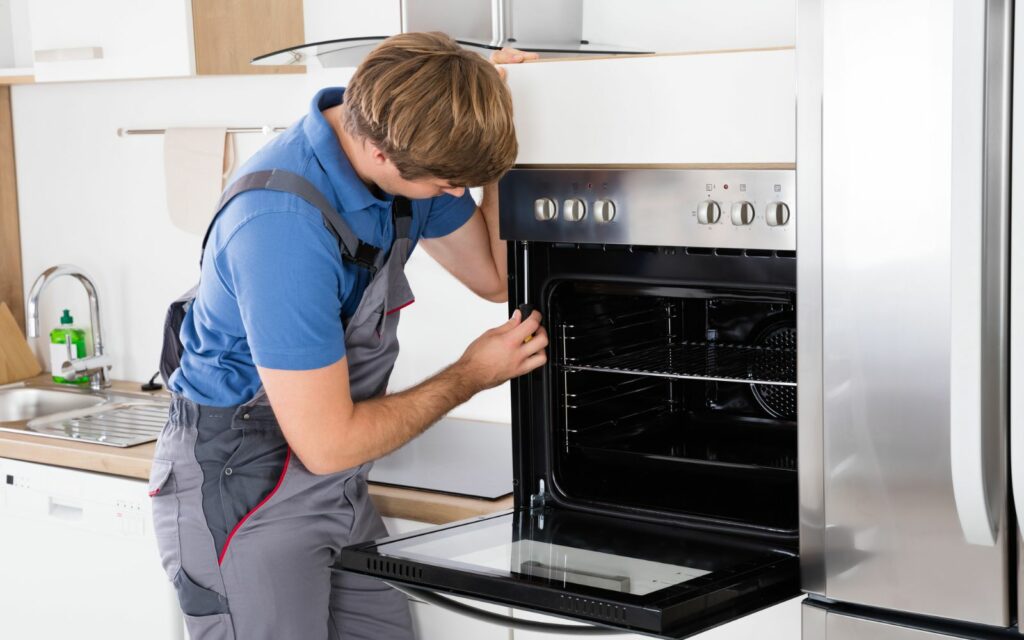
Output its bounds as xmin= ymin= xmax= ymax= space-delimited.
xmin=547 ymin=280 xmax=798 ymax=535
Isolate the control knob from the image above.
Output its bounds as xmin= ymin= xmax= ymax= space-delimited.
xmin=534 ymin=198 xmax=557 ymax=221
xmin=593 ymin=199 xmax=616 ymax=223
xmin=563 ymin=198 xmax=587 ymax=222
xmin=765 ymin=202 xmax=791 ymax=227
xmin=697 ymin=200 xmax=721 ymax=225
xmin=731 ymin=201 xmax=755 ymax=226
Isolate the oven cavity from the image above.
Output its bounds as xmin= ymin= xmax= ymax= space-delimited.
xmin=550 ymin=281 xmax=797 ymax=534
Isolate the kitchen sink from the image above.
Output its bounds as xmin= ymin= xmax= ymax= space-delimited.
xmin=0 ymin=387 xmax=105 ymax=424
xmin=0 ymin=384 xmax=168 ymax=447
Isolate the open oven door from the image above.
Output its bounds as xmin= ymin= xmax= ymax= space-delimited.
xmin=340 ymin=505 xmax=798 ymax=638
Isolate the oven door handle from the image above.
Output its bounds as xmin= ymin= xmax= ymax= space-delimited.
xmin=949 ymin=0 xmax=1010 ymax=547
xmin=389 ymin=584 xmax=621 ymax=635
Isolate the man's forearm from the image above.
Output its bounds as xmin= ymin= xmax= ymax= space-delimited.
xmin=322 ymin=362 xmax=481 ymax=473
xmin=480 ymin=183 xmax=508 ymax=286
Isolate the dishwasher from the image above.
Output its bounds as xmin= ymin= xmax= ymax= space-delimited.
xmin=0 ymin=457 xmax=185 ymax=639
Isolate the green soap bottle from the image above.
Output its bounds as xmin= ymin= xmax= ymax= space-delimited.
xmin=50 ymin=309 xmax=89 ymax=385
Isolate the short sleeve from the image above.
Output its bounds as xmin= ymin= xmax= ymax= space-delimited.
xmin=421 ymin=189 xmax=477 ymax=238
xmin=215 ymin=211 xmax=346 ymax=370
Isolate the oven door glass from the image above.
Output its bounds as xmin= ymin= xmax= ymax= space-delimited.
xmin=340 ymin=506 xmax=798 ymax=637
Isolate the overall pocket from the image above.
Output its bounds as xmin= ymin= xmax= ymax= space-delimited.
xmin=149 ymin=458 xmax=231 ymax=621
xmin=149 ymin=458 xmax=180 ymax=579
xmin=183 ymin=613 xmax=235 ymax=640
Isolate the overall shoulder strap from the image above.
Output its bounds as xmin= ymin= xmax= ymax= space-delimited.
xmin=199 ymin=169 xmax=382 ymax=272
xmin=392 ymin=196 xmax=414 ymax=241
xmin=368 ymin=196 xmax=414 ymax=271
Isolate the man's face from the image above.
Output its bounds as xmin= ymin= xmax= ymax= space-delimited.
xmin=380 ymin=170 xmax=467 ymax=201
xmin=365 ymin=142 xmax=467 ymax=200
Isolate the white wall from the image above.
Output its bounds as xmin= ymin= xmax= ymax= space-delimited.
xmin=11 ymin=69 xmax=511 ymax=422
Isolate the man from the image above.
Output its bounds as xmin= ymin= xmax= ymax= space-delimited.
xmin=150 ymin=33 xmax=545 ymax=639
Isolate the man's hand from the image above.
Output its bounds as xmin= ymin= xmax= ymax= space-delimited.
xmin=490 ymin=46 xmax=540 ymax=79
xmin=260 ymin=309 xmax=548 ymax=475
xmin=455 ymin=309 xmax=549 ymax=390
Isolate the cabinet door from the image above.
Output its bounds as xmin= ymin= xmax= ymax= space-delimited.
xmin=192 ymin=0 xmax=304 ymax=75
xmin=512 ymin=597 xmax=802 ymax=640
xmin=302 ymin=0 xmax=400 ymax=44
xmin=29 ymin=0 xmax=194 ymax=82
xmin=0 ymin=458 xmax=182 ymax=639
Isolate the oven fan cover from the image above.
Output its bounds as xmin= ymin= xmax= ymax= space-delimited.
xmin=749 ymin=315 xmax=796 ymax=420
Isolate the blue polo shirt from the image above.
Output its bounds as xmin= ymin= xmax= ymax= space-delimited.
xmin=168 ymin=88 xmax=477 ymax=407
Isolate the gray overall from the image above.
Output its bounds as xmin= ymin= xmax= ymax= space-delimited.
xmin=150 ymin=170 xmax=417 ymax=640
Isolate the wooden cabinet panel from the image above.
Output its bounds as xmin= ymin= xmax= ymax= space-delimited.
xmin=0 ymin=86 xmax=23 ymax=333
xmin=192 ymin=0 xmax=305 ymax=75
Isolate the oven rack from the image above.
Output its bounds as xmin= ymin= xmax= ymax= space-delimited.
xmin=562 ymin=375 xmax=671 ymax=410
xmin=561 ymin=340 xmax=796 ymax=386
xmin=559 ymin=304 xmax=676 ymax=338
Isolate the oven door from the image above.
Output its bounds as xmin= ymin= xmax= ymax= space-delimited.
xmin=340 ymin=505 xmax=798 ymax=637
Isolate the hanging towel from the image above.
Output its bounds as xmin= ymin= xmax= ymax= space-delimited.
xmin=163 ymin=127 xmax=236 ymax=235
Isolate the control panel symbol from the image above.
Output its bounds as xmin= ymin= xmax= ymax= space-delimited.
xmin=697 ymin=200 xmax=722 ymax=225
xmin=563 ymin=198 xmax=587 ymax=222
xmin=765 ymin=202 xmax=791 ymax=227
xmin=731 ymin=201 xmax=755 ymax=226
xmin=534 ymin=198 xmax=557 ymax=221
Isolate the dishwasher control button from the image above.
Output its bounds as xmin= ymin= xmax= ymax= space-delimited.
xmin=731 ymin=201 xmax=755 ymax=225
xmin=593 ymin=199 xmax=616 ymax=223
xmin=697 ymin=200 xmax=721 ymax=224
xmin=765 ymin=202 xmax=791 ymax=226
xmin=533 ymin=197 xmax=557 ymax=221
xmin=563 ymin=198 xmax=587 ymax=222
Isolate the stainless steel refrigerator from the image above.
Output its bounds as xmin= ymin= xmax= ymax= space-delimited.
xmin=797 ymin=0 xmax=1021 ymax=637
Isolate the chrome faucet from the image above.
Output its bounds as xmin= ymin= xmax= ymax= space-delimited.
xmin=26 ymin=264 xmax=111 ymax=391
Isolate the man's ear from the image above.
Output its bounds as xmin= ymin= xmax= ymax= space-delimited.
xmin=368 ymin=143 xmax=389 ymax=166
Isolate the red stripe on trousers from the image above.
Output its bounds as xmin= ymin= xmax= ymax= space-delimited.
xmin=218 ymin=449 xmax=292 ymax=565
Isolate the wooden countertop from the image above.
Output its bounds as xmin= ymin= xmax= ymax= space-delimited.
xmin=0 ymin=376 xmax=512 ymax=524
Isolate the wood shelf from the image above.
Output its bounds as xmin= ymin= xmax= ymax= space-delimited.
xmin=0 ymin=72 xmax=34 ymax=85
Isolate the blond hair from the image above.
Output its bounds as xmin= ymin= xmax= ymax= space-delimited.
xmin=343 ymin=32 xmax=517 ymax=187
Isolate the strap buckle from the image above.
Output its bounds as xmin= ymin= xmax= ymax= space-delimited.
xmin=347 ymin=241 xmax=380 ymax=273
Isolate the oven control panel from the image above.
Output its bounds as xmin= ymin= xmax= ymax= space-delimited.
xmin=499 ymin=168 xmax=795 ymax=251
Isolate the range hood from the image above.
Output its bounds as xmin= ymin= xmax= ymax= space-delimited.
xmin=253 ymin=0 xmax=652 ymax=69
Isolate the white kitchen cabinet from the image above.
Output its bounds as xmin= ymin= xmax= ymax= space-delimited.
xmin=504 ymin=49 xmax=795 ymax=165
xmin=303 ymin=0 xmax=401 ymax=45
xmin=512 ymin=597 xmax=803 ymax=640
xmin=28 ymin=0 xmax=195 ymax=82
xmin=0 ymin=458 xmax=184 ymax=639
xmin=0 ymin=0 xmax=33 ymax=81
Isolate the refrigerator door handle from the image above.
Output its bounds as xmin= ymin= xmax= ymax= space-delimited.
xmin=949 ymin=0 xmax=1011 ymax=548
xmin=389 ymin=584 xmax=619 ymax=635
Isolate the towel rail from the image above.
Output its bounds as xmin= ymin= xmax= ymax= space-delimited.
xmin=117 ymin=126 xmax=286 ymax=137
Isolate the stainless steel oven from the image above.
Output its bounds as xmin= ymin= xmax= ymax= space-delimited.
xmin=340 ymin=166 xmax=801 ymax=637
